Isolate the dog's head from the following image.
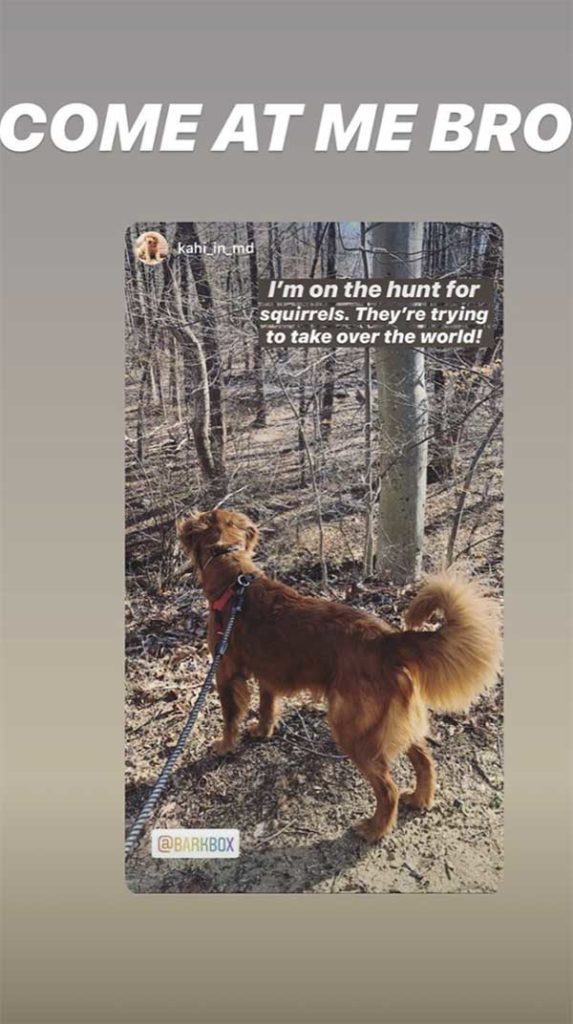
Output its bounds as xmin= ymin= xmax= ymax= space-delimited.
xmin=176 ymin=509 xmax=259 ymax=570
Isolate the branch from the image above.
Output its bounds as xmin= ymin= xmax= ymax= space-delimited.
xmin=446 ymin=411 xmax=503 ymax=566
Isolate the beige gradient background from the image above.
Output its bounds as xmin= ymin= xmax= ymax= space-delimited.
xmin=1 ymin=1 xmax=571 ymax=1022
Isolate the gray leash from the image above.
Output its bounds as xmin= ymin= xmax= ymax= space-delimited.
xmin=125 ymin=573 xmax=255 ymax=859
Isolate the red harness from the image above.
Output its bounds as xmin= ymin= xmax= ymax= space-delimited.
xmin=209 ymin=586 xmax=236 ymax=635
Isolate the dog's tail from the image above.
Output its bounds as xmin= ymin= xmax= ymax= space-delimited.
xmin=395 ymin=573 xmax=501 ymax=712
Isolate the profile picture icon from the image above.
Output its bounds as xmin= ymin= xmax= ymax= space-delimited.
xmin=135 ymin=230 xmax=169 ymax=266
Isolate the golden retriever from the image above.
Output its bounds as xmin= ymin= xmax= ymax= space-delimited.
xmin=177 ymin=509 xmax=501 ymax=841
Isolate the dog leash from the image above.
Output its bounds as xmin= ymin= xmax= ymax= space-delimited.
xmin=124 ymin=573 xmax=256 ymax=859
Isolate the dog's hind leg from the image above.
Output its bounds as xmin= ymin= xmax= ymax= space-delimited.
xmin=401 ymin=740 xmax=436 ymax=809
xmin=329 ymin=696 xmax=399 ymax=842
xmin=213 ymin=672 xmax=250 ymax=755
xmin=248 ymin=685 xmax=281 ymax=740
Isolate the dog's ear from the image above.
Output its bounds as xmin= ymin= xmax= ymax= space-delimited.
xmin=176 ymin=511 xmax=205 ymax=555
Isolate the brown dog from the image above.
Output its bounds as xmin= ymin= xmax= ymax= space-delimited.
xmin=136 ymin=231 xmax=167 ymax=265
xmin=177 ymin=509 xmax=501 ymax=841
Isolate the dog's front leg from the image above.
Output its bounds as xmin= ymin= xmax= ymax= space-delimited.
xmin=213 ymin=672 xmax=250 ymax=755
xmin=247 ymin=686 xmax=281 ymax=740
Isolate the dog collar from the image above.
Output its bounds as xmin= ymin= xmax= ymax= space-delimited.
xmin=210 ymin=586 xmax=236 ymax=615
xmin=209 ymin=574 xmax=256 ymax=635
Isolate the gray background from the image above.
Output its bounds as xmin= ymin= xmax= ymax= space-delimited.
xmin=2 ymin=2 xmax=571 ymax=1022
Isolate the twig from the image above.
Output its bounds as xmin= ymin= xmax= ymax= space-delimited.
xmin=446 ymin=411 xmax=503 ymax=566
xmin=128 ymin=707 xmax=179 ymax=735
xmin=452 ymin=529 xmax=503 ymax=562
xmin=281 ymin=728 xmax=347 ymax=761
xmin=213 ymin=484 xmax=250 ymax=509
xmin=403 ymin=861 xmax=424 ymax=882
xmin=496 ymin=730 xmax=503 ymax=766
xmin=472 ymin=756 xmax=502 ymax=790
xmin=251 ymin=820 xmax=295 ymax=847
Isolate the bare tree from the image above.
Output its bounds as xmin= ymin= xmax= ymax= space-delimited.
xmin=360 ymin=222 xmax=375 ymax=576
xmin=298 ymin=223 xmax=328 ymax=482
xmin=320 ymin=222 xmax=337 ymax=440
xmin=371 ymin=222 xmax=428 ymax=582
xmin=446 ymin=411 xmax=503 ymax=565
xmin=167 ymin=266 xmax=221 ymax=487
xmin=246 ymin=222 xmax=266 ymax=427
xmin=179 ymin=223 xmax=226 ymax=467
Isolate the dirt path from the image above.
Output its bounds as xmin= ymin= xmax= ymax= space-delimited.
xmin=126 ymin=670 xmax=503 ymax=894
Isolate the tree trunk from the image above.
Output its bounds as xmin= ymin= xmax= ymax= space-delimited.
xmin=169 ymin=334 xmax=183 ymax=422
xmin=168 ymin=267 xmax=220 ymax=487
xmin=274 ymin=223 xmax=282 ymax=277
xmin=320 ymin=221 xmax=337 ymax=441
xmin=246 ymin=222 xmax=266 ymax=427
xmin=372 ymin=222 xmax=428 ymax=582
xmin=127 ymin=224 xmax=155 ymax=466
xmin=424 ymin=222 xmax=450 ymax=482
xmin=360 ymin=222 xmax=375 ymax=576
xmin=181 ymin=223 xmax=226 ymax=470
xmin=299 ymin=223 xmax=328 ymax=483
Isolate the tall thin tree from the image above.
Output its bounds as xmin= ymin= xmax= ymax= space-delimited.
xmin=246 ymin=222 xmax=266 ymax=427
xmin=181 ymin=223 xmax=226 ymax=467
xmin=371 ymin=221 xmax=428 ymax=582
xmin=320 ymin=221 xmax=337 ymax=440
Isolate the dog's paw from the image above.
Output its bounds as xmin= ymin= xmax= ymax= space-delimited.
xmin=212 ymin=737 xmax=236 ymax=756
xmin=246 ymin=720 xmax=274 ymax=741
xmin=400 ymin=790 xmax=434 ymax=810
xmin=352 ymin=817 xmax=387 ymax=843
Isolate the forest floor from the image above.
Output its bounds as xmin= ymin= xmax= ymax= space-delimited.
xmin=125 ymin=371 xmax=503 ymax=894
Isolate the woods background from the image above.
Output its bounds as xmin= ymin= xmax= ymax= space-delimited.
xmin=125 ymin=221 xmax=504 ymax=894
